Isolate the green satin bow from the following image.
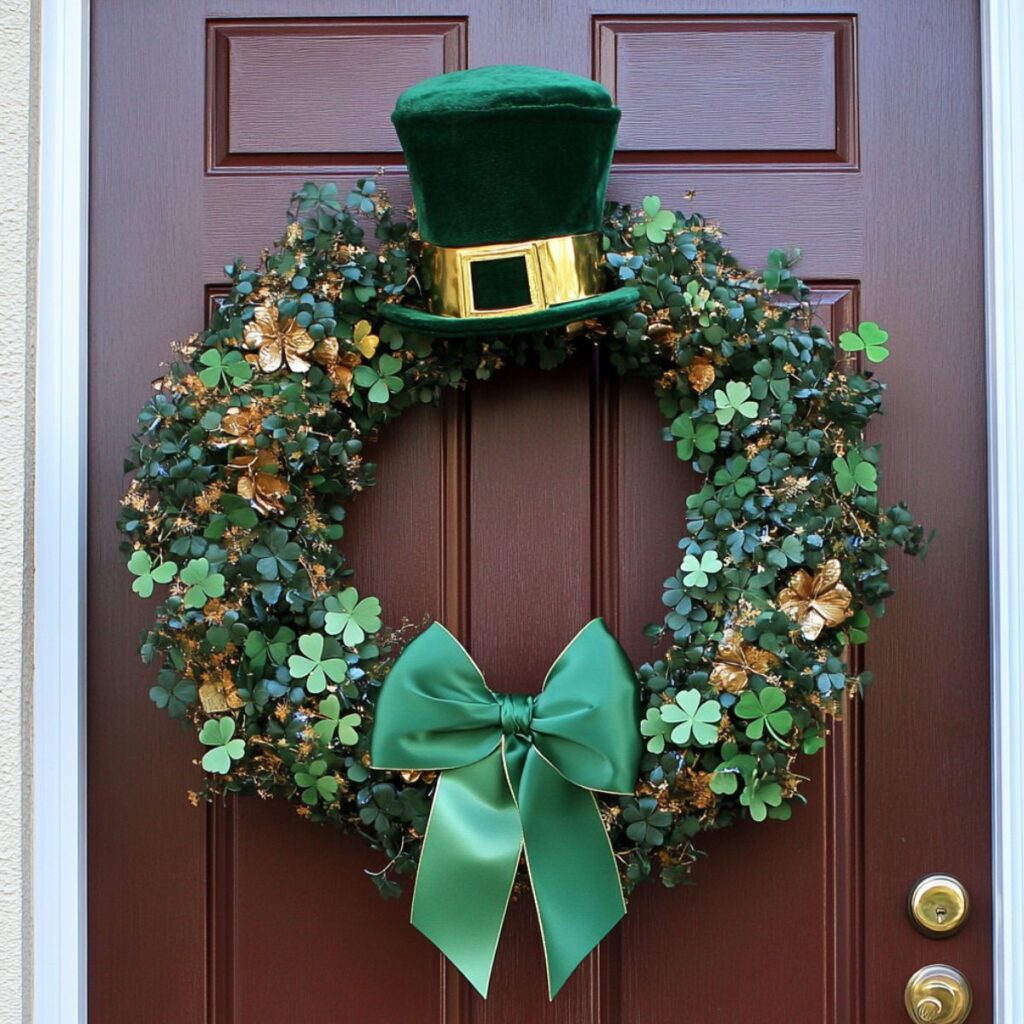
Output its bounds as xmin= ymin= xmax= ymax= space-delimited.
xmin=370 ymin=618 xmax=641 ymax=999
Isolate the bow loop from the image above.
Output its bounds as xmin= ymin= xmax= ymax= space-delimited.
xmin=369 ymin=618 xmax=640 ymax=999
xmin=531 ymin=618 xmax=643 ymax=794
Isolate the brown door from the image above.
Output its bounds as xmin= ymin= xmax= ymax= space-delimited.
xmin=88 ymin=3 xmax=989 ymax=1022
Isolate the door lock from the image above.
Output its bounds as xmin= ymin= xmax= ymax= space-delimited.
xmin=909 ymin=875 xmax=970 ymax=937
xmin=904 ymin=965 xmax=972 ymax=1023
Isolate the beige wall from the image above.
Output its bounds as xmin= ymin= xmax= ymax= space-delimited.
xmin=0 ymin=0 xmax=35 ymax=1021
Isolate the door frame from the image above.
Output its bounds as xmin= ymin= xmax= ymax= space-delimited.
xmin=32 ymin=2 xmax=1023 ymax=1021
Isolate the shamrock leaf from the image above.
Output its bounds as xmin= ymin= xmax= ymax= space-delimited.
xmin=635 ymin=195 xmax=677 ymax=244
xmin=243 ymin=625 xmax=296 ymax=674
xmin=839 ymin=321 xmax=890 ymax=363
xmin=323 ymin=586 xmax=382 ymax=647
xmin=640 ymin=707 xmax=675 ymax=754
xmin=197 ymin=348 xmax=253 ymax=390
xmin=287 ymin=632 xmax=347 ymax=694
xmin=180 ymin=557 xmax=226 ymax=609
xmin=199 ymin=717 xmax=245 ymax=774
xmin=352 ymin=319 xmax=379 ymax=358
xmin=713 ymin=380 xmax=758 ymax=425
xmin=710 ymin=747 xmax=758 ymax=795
xmin=251 ymin=526 xmax=302 ymax=581
xmin=353 ymin=354 xmax=404 ymax=404
xmin=681 ymin=549 xmax=723 ymax=588
xmin=739 ymin=774 xmax=785 ymax=822
xmin=149 ymin=668 xmax=196 ymax=719
xmin=292 ymin=758 xmax=339 ymax=805
xmin=313 ymin=693 xmax=361 ymax=748
xmin=127 ymin=550 xmax=177 ymax=598
xmin=660 ymin=689 xmax=722 ymax=746
xmin=735 ymin=687 xmax=793 ymax=744
xmin=833 ymin=450 xmax=878 ymax=495
xmin=671 ymin=414 xmax=718 ymax=461
xmin=621 ymin=796 xmax=674 ymax=846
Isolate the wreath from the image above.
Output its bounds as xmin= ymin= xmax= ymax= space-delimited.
xmin=118 ymin=71 xmax=926 ymax=999
xmin=120 ymin=172 xmax=925 ymax=877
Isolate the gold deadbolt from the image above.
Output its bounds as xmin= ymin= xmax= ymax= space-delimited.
xmin=905 ymin=965 xmax=972 ymax=1023
xmin=909 ymin=875 xmax=970 ymax=937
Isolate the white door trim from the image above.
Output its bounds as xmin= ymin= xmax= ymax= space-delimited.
xmin=33 ymin=1 xmax=89 ymax=1022
xmin=984 ymin=0 xmax=1024 ymax=1018
xmin=30 ymin=3 xmax=1021 ymax=1022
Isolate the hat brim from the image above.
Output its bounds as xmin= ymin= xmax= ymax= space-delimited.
xmin=378 ymin=286 xmax=640 ymax=337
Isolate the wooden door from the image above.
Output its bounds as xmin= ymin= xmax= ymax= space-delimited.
xmin=88 ymin=3 xmax=990 ymax=1022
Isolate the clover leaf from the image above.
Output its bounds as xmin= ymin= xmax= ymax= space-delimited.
xmin=287 ymin=632 xmax=347 ymax=694
xmin=244 ymin=625 xmax=296 ymax=674
xmin=713 ymin=380 xmax=758 ymax=425
xmin=199 ymin=717 xmax=245 ymax=774
xmin=671 ymin=414 xmax=718 ymax=461
xmin=833 ymin=450 xmax=878 ymax=495
xmin=293 ymin=758 xmax=339 ymax=805
xmin=739 ymin=774 xmax=785 ymax=822
xmin=323 ymin=586 xmax=382 ymax=647
xmin=621 ymin=796 xmax=674 ymax=846
xmin=354 ymin=354 xmax=404 ymax=404
xmin=251 ymin=526 xmax=302 ymax=580
xmin=640 ymin=707 xmax=675 ymax=754
xmin=149 ymin=668 xmax=196 ymax=719
xmin=681 ymin=549 xmax=723 ymax=588
xmin=197 ymin=348 xmax=253 ymax=390
xmin=839 ymin=321 xmax=890 ymax=363
xmin=710 ymin=746 xmax=758 ymax=795
xmin=659 ymin=689 xmax=722 ymax=746
xmin=735 ymin=687 xmax=793 ymax=744
xmin=635 ymin=196 xmax=677 ymax=244
xmin=127 ymin=550 xmax=178 ymax=598
xmin=180 ymin=557 xmax=225 ymax=609
xmin=313 ymin=693 xmax=361 ymax=748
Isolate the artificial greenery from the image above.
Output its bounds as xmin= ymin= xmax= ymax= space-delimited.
xmin=119 ymin=177 xmax=927 ymax=897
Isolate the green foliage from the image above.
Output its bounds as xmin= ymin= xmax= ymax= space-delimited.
xmin=118 ymin=178 xmax=926 ymax=900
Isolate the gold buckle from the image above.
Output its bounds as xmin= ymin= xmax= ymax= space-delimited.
xmin=423 ymin=233 xmax=602 ymax=319
xmin=456 ymin=241 xmax=545 ymax=317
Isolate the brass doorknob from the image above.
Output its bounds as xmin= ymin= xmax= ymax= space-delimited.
xmin=904 ymin=965 xmax=972 ymax=1023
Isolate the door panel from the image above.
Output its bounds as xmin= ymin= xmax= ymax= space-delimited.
xmin=89 ymin=3 xmax=989 ymax=1022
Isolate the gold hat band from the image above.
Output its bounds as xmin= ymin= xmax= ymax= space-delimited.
xmin=422 ymin=232 xmax=603 ymax=319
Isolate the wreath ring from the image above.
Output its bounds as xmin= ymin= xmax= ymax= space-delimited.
xmin=120 ymin=174 xmax=924 ymax=896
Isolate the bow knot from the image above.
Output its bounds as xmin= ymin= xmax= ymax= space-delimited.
xmin=498 ymin=691 xmax=534 ymax=736
xmin=370 ymin=619 xmax=641 ymax=999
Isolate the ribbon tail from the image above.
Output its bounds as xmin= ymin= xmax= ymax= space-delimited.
xmin=518 ymin=751 xmax=626 ymax=999
xmin=411 ymin=749 xmax=523 ymax=998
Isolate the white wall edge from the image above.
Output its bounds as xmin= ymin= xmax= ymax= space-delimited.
xmin=33 ymin=1 xmax=89 ymax=1022
xmin=984 ymin=0 xmax=1024 ymax=1019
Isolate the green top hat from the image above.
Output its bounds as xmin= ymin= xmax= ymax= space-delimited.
xmin=379 ymin=65 xmax=639 ymax=337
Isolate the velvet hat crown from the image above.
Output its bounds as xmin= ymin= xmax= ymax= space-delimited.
xmin=379 ymin=65 xmax=639 ymax=336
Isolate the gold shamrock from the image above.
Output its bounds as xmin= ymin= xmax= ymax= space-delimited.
xmin=231 ymin=449 xmax=288 ymax=515
xmin=211 ymin=405 xmax=263 ymax=448
xmin=353 ymin=319 xmax=379 ymax=358
xmin=687 ymin=354 xmax=716 ymax=394
xmin=709 ymin=629 xmax=778 ymax=693
xmin=778 ymin=559 xmax=852 ymax=640
xmin=243 ymin=306 xmax=315 ymax=373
